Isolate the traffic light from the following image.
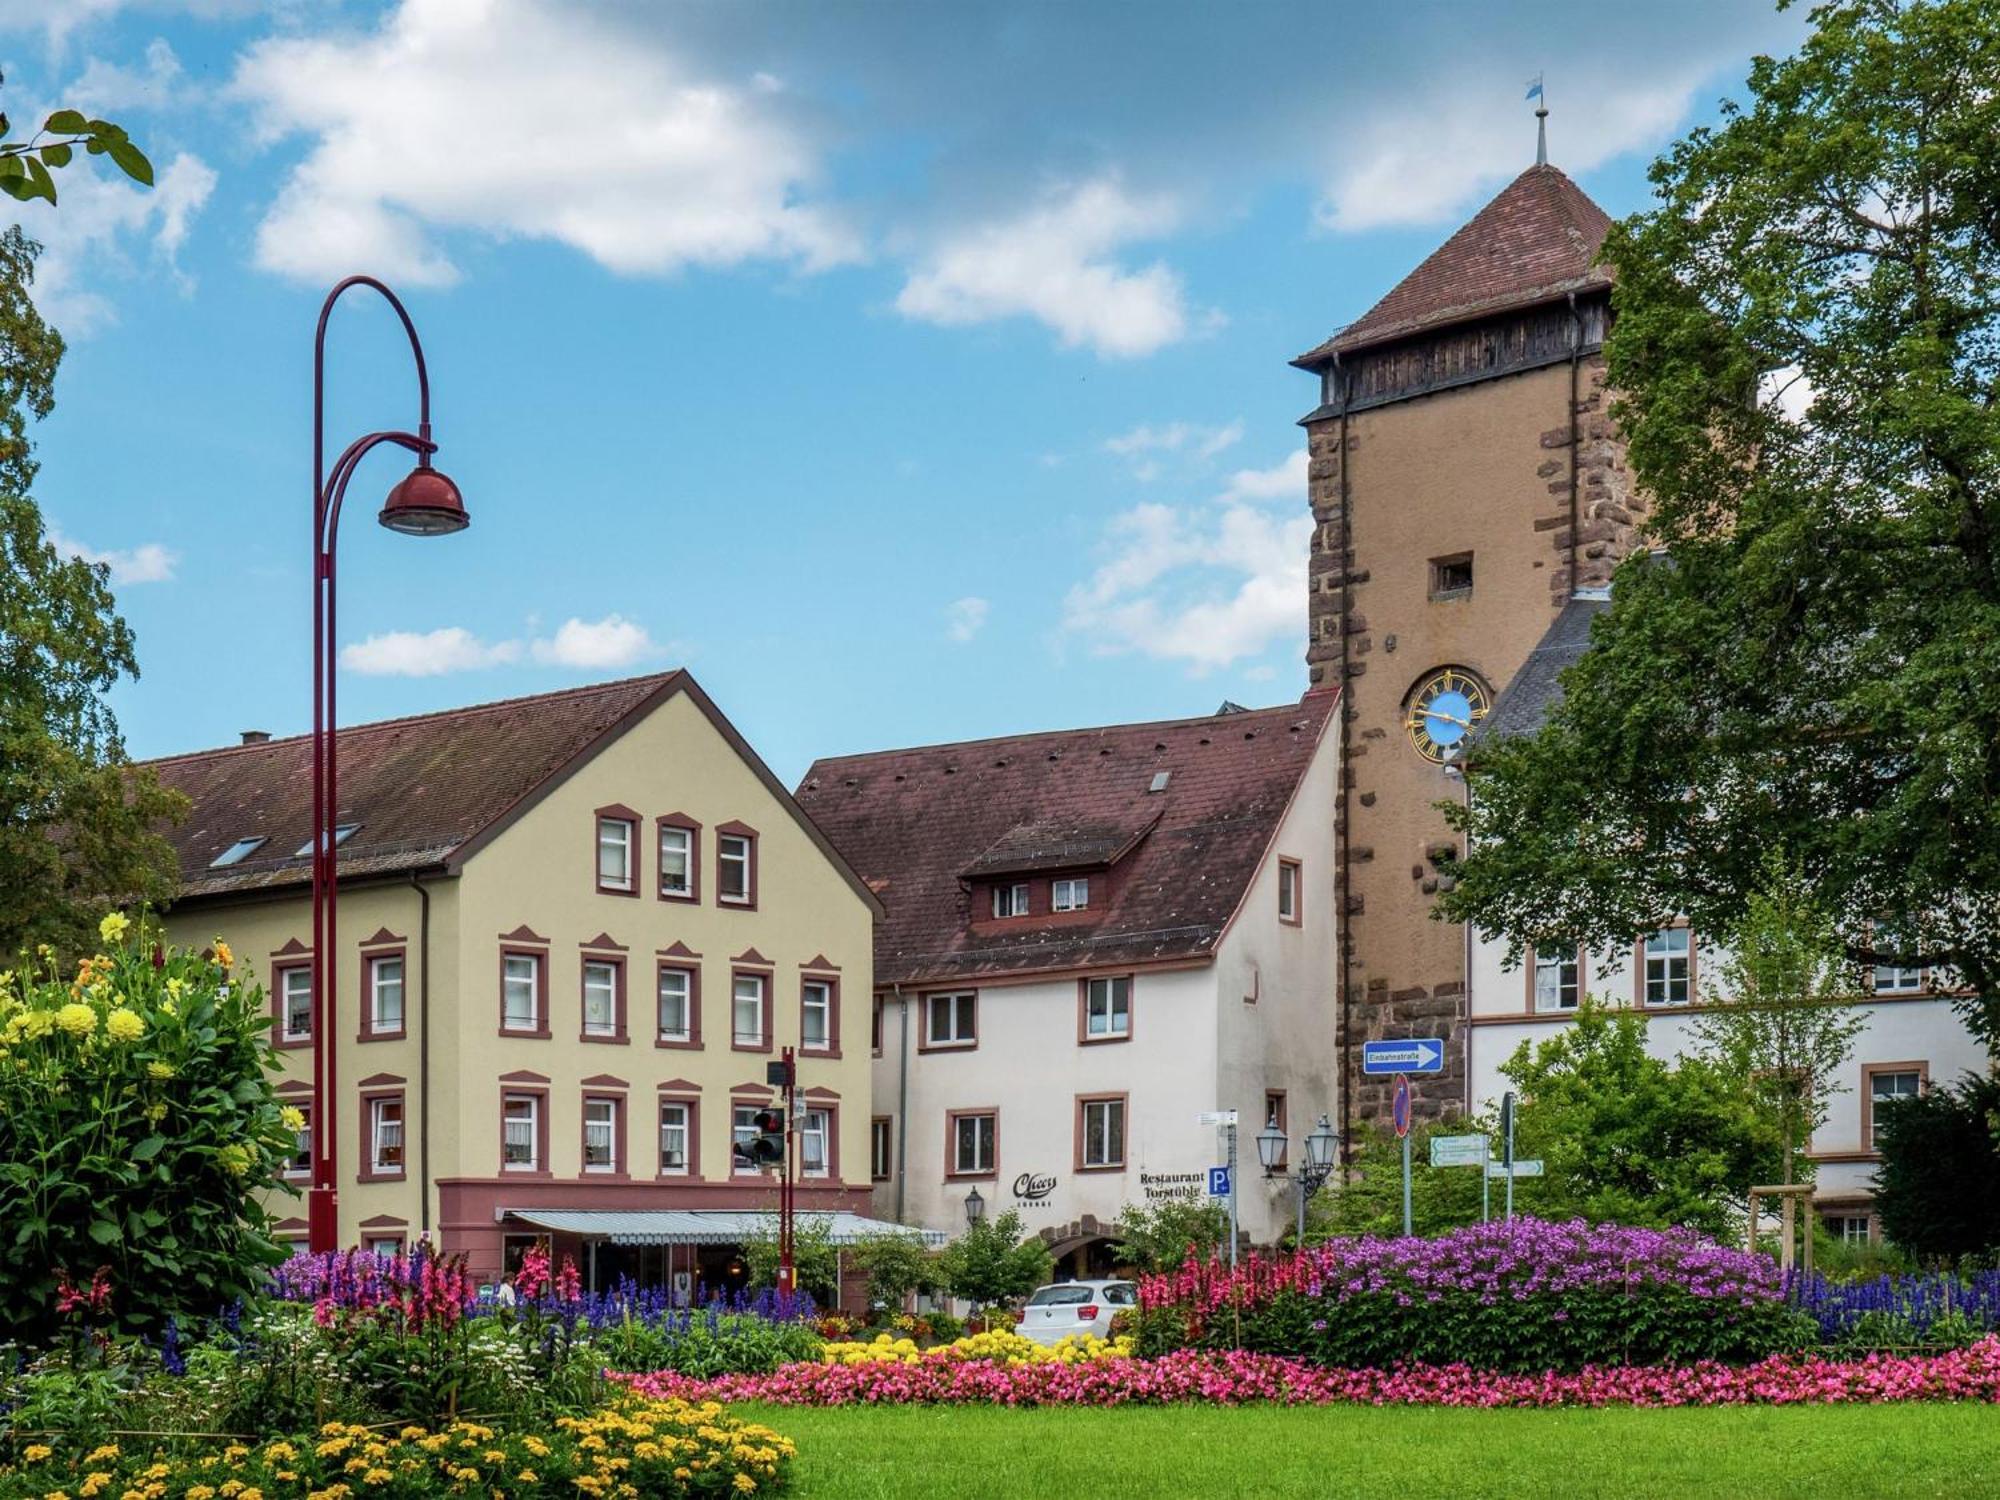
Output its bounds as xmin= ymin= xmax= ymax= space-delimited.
xmin=734 ymin=1108 xmax=785 ymax=1169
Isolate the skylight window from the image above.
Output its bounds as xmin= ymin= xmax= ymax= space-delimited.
xmin=1148 ymin=771 xmax=1171 ymax=793
xmin=209 ymin=836 xmax=268 ymax=869
xmin=293 ymin=824 xmax=360 ymax=857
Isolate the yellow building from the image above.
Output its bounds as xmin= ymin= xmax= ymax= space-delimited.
xmin=146 ymin=672 xmax=881 ymax=1287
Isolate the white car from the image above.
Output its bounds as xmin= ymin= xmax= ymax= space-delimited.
xmin=1015 ymin=1279 xmax=1136 ymax=1344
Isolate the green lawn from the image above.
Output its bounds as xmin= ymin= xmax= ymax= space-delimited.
xmin=748 ymin=1402 xmax=2000 ymax=1498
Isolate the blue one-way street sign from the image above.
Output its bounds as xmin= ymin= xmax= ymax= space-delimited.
xmin=1361 ymin=1038 xmax=1445 ymax=1075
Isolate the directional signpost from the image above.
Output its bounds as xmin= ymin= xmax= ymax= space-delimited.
xmin=1488 ymin=1159 xmax=1544 ymax=1178
xmin=1429 ymin=1133 xmax=1488 ymax=1167
xmin=1392 ymin=1075 xmax=1413 ymax=1236
xmin=1361 ymin=1038 xmax=1445 ymax=1076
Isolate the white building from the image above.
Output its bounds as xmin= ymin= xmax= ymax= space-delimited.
xmin=1465 ymin=595 xmax=1991 ymax=1243
xmin=796 ymin=698 xmax=1342 ymax=1268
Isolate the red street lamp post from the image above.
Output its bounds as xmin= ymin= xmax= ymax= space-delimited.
xmin=307 ymin=276 xmax=469 ymax=1254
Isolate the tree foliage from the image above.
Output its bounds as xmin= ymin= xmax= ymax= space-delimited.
xmin=1872 ymin=1072 xmax=2000 ymax=1264
xmin=849 ymin=1229 xmax=938 ymax=1312
xmin=740 ymin=1212 xmax=841 ymax=1306
xmin=1692 ymin=854 xmax=1867 ymax=1183
xmin=1439 ymin=0 xmax=2000 ymax=1043
xmin=1111 ymin=1196 xmax=1230 ymax=1274
xmin=0 ymin=917 xmax=297 ymax=1343
xmin=1500 ymin=1007 xmax=1782 ymax=1239
xmin=1316 ymin=1008 xmax=1783 ymax=1241
xmin=0 ymin=225 xmax=184 ymax=959
xmin=933 ymin=1209 xmax=1050 ymax=1310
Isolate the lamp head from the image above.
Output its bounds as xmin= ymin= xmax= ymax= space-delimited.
xmin=379 ymin=462 xmax=469 ymax=536
xmin=964 ymin=1185 xmax=986 ymax=1225
xmin=1255 ymin=1117 xmax=1288 ymax=1173
xmin=1304 ymin=1114 xmax=1339 ymax=1170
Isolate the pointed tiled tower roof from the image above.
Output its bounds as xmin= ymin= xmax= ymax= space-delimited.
xmin=1294 ymin=163 xmax=1613 ymax=367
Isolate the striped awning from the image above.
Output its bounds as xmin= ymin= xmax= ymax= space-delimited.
xmin=502 ymin=1208 xmax=946 ymax=1248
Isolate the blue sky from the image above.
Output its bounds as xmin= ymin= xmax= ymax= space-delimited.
xmin=9 ymin=0 xmax=1804 ymax=786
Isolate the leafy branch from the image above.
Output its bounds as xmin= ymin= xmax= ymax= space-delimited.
xmin=0 ymin=89 xmax=153 ymax=207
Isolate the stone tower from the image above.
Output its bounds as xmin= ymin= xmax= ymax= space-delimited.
xmin=1294 ymin=162 xmax=1643 ymax=1131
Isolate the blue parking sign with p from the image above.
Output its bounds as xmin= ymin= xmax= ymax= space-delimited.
xmin=1207 ymin=1166 xmax=1232 ymax=1198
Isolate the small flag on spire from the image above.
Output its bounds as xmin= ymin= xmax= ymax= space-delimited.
xmin=1525 ymin=74 xmax=1544 ymax=101
xmin=1527 ymin=74 xmax=1548 ymax=165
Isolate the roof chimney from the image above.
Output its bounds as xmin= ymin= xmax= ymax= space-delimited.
xmin=240 ymin=730 xmax=271 ymax=745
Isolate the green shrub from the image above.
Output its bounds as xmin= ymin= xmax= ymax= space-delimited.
xmin=0 ymin=918 xmax=297 ymax=1343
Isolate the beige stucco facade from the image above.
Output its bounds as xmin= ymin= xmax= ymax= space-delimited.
xmin=162 ymin=686 xmax=876 ymax=1281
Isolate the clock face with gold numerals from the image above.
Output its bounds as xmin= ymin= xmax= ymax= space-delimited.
xmin=1405 ymin=668 xmax=1490 ymax=763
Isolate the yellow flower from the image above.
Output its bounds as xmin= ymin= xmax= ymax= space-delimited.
xmin=212 ymin=940 xmax=234 ymax=970
xmin=360 ymin=1472 xmax=391 ymax=1487
xmin=82 ymin=1480 xmax=113 ymax=1500
xmin=55 ymin=1003 xmax=97 ymax=1037
xmin=99 ymin=913 xmax=131 ymax=944
xmin=84 ymin=1448 xmax=120 ymax=1466
xmin=24 ymin=1446 xmax=52 ymax=1464
xmin=218 ymin=1143 xmax=252 ymax=1178
xmin=186 ymin=1486 xmax=215 ymax=1500
xmin=515 ymin=1475 xmax=538 ymax=1486
xmin=146 ymin=1102 xmax=167 ymax=1123
xmin=147 ymin=1062 xmax=174 ymax=1080
xmin=106 ymin=1008 xmax=145 ymax=1043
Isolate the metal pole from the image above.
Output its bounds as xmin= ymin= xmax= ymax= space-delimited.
xmin=1401 ymin=1131 xmax=1412 ymax=1237
xmin=1296 ymin=1176 xmax=1306 ymax=1246
xmin=1226 ymin=1122 xmax=1239 ymax=1271
xmin=306 ymin=277 xmax=438 ymax=1257
xmin=1481 ymin=1136 xmax=1490 ymax=1224
xmin=1504 ymin=1094 xmax=1517 ymax=1223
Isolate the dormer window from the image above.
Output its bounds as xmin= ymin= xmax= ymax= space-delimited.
xmin=210 ymin=836 xmax=267 ymax=869
xmin=992 ymin=883 xmax=1030 ymax=918
xmin=293 ymin=824 xmax=359 ymax=857
xmin=1052 ymin=878 xmax=1090 ymax=912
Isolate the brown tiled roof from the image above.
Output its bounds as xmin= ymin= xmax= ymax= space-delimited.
xmin=1295 ymin=164 xmax=1613 ymax=367
xmin=795 ymin=696 xmax=1336 ymax=986
xmin=145 ymin=673 xmax=882 ymax=913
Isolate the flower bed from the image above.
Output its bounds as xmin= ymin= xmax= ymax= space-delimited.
xmin=1788 ymin=1269 xmax=2000 ymax=1348
xmin=621 ymin=1338 xmax=2000 ymax=1409
xmin=0 ymin=1398 xmax=794 ymax=1498
xmin=818 ymin=1331 xmax=1131 ymax=1367
xmin=1138 ymin=1218 xmax=1807 ymax=1371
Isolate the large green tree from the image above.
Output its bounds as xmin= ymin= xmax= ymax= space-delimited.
xmin=1439 ymin=0 xmax=2000 ymax=1044
xmin=0 ymin=225 xmax=183 ymax=956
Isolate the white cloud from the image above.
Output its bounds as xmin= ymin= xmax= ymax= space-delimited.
xmin=46 ymin=525 xmax=177 ymax=583
xmin=529 ymin=614 xmax=660 ymax=670
xmin=1216 ymin=449 xmax=1307 ymax=507
xmin=19 ymin=149 xmax=217 ymax=334
xmin=1103 ymin=420 xmax=1243 ymax=479
xmin=231 ymin=0 xmax=857 ymax=288
xmin=69 ymin=37 xmax=186 ymax=112
xmin=1062 ymin=453 xmax=1311 ymax=674
xmin=896 ymin=178 xmax=1193 ymax=358
xmin=342 ymin=613 xmax=662 ymax=676
xmin=1315 ymin=75 xmax=1706 ymax=232
xmin=1759 ymin=364 xmax=1816 ymax=424
xmin=944 ymin=596 xmax=988 ymax=643
xmin=340 ymin=627 xmax=521 ymax=677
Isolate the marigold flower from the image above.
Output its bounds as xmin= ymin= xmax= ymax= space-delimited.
xmin=106 ymin=1008 xmax=145 ymax=1043
xmin=212 ymin=940 xmax=233 ymax=969
xmin=55 ymin=1003 xmax=97 ymax=1037
xmin=99 ymin=913 xmax=131 ymax=945
xmin=24 ymin=1446 xmax=53 ymax=1463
